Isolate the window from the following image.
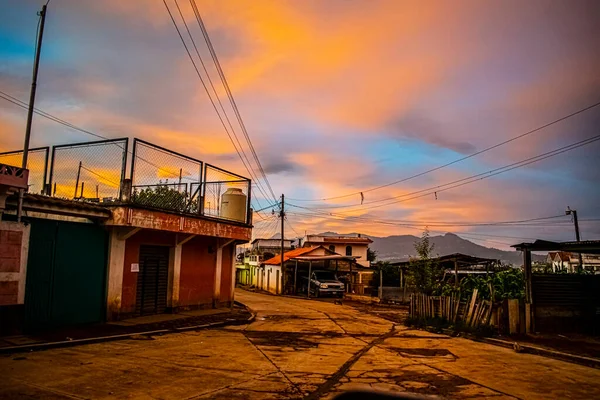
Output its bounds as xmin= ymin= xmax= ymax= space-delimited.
xmin=345 ymin=246 xmax=352 ymax=256
xmin=329 ymin=245 xmax=335 ymax=253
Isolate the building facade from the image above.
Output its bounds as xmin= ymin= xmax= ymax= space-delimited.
xmin=0 ymin=138 xmax=252 ymax=333
xmin=236 ymin=238 xmax=294 ymax=286
xmin=302 ymin=234 xmax=372 ymax=268
xmin=547 ymin=251 xmax=600 ymax=273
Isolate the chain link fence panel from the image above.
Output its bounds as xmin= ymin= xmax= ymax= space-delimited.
xmin=49 ymin=138 xmax=127 ymax=201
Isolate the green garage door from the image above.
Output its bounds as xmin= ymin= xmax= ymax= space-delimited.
xmin=25 ymin=218 xmax=108 ymax=330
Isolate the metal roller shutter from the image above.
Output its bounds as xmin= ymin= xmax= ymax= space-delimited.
xmin=136 ymin=245 xmax=169 ymax=315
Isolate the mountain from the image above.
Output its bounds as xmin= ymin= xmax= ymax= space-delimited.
xmin=317 ymin=232 xmax=541 ymax=265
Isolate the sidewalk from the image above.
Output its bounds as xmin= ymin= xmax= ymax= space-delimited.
xmin=0 ymin=305 xmax=254 ymax=354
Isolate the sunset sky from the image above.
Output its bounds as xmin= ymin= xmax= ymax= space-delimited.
xmin=1 ymin=0 xmax=599 ymax=248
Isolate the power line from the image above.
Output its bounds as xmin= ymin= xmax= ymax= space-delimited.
xmin=161 ymin=0 xmax=277 ymax=208
xmin=284 ymin=215 xmax=302 ymax=238
xmin=288 ymin=100 xmax=600 ymax=202
xmin=285 ymin=211 xmax=556 ymax=239
xmin=171 ymin=0 xmax=268 ymax=200
xmin=285 ymin=211 xmax=539 ymax=243
xmin=0 ymin=89 xmax=270 ymax=213
xmin=299 ymin=133 xmax=600 ymax=212
xmin=79 ymin=165 xmax=120 ymax=186
xmin=0 ymin=90 xmax=194 ymax=182
xmin=189 ymin=0 xmax=278 ymax=204
xmin=284 ymin=212 xmax=517 ymax=246
xmin=286 ymin=207 xmax=567 ymax=227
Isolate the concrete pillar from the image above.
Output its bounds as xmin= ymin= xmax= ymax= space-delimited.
xmin=106 ymin=228 xmax=126 ymax=320
xmin=230 ymin=245 xmax=236 ymax=304
xmin=171 ymin=244 xmax=183 ymax=309
xmin=214 ymin=243 xmax=223 ymax=305
xmin=214 ymin=239 xmax=235 ymax=307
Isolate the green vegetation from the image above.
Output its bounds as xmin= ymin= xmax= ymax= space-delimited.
xmin=133 ymin=181 xmax=197 ymax=213
xmin=435 ymin=268 xmax=525 ymax=302
xmin=406 ymin=229 xmax=445 ymax=295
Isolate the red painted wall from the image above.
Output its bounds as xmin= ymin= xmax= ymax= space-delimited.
xmin=179 ymin=236 xmax=217 ymax=307
xmin=219 ymin=244 xmax=234 ymax=303
xmin=122 ymin=230 xmax=175 ymax=314
xmin=0 ymin=229 xmax=22 ymax=306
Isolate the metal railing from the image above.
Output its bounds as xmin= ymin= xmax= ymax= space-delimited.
xmin=204 ymin=164 xmax=251 ymax=223
xmin=0 ymin=147 xmax=49 ymax=194
xmin=3 ymin=137 xmax=251 ymax=224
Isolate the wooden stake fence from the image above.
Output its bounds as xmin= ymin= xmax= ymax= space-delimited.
xmin=410 ymin=290 xmax=497 ymax=329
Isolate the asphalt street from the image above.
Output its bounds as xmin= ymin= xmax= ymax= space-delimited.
xmin=1 ymin=289 xmax=600 ymax=399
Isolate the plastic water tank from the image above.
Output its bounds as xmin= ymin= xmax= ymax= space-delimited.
xmin=220 ymin=188 xmax=247 ymax=222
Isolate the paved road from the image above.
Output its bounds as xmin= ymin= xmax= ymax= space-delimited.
xmin=2 ymin=290 xmax=600 ymax=399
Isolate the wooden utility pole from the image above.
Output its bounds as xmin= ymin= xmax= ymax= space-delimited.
xmin=74 ymin=161 xmax=82 ymax=199
xmin=18 ymin=4 xmax=48 ymax=222
xmin=566 ymin=207 xmax=584 ymax=272
xmin=280 ymin=194 xmax=285 ymax=293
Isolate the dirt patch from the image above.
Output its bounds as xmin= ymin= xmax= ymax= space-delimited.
xmin=359 ymin=367 xmax=476 ymax=397
xmin=510 ymin=333 xmax=600 ymax=359
xmin=387 ymin=347 xmax=457 ymax=358
xmin=348 ymin=302 xmax=409 ymax=325
xmin=245 ymin=331 xmax=324 ymax=350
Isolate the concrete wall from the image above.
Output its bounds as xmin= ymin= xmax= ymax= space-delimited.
xmin=179 ymin=236 xmax=217 ymax=309
xmin=326 ymin=244 xmax=369 ymax=267
xmin=110 ymin=228 xmax=237 ymax=318
xmin=264 ymin=265 xmax=282 ymax=295
xmin=121 ymin=230 xmax=177 ymax=315
xmin=0 ymin=221 xmax=29 ymax=306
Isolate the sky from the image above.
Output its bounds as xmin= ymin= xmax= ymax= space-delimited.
xmin=1 ymin=0 xmax=599 ymax=249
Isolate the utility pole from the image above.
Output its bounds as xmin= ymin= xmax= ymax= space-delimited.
xmin=18 ymin=4 xmax=48 ymax=222
xmin=280 ymin=194 xmax=285 ymax=293
xmin=74 ymin=161 xmax=82 ymax=199
xmin=566 ymin=207 xmax=584 ymax=272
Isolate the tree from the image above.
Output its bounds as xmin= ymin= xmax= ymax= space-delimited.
xmin=407 ymin=229 xmax=444 ymax=295
xmin=367 ymin=248 xmax=378 ymax=262
xmin=373 ymin=261 xmax=400 ymax=286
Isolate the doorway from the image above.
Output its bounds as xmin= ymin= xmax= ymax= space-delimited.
xmin=136 ymin=245 xmax=170 ymax=315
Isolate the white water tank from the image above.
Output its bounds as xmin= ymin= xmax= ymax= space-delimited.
xmin=220 ymin=188 xmax=247 ymax=222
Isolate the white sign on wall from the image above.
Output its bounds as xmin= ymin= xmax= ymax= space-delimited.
xmin=131 ymin=263 xmax=140 ymax=272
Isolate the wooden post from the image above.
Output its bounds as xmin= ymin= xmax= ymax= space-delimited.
xmin=74 ymin=161 xmax=82 ymax=199
xmin=454 ymin=258 xmax=458 ymax=287
xmin=294 ymin=259 xmax=298 ymax=295
xmin=465 ymin=289 xmax=478 ymax=326
xmin=307 ymin=260 xmax=312 ymax=299
xmin=523 ymin=249 xmax=532 ymax=303
xmin=523 ymin=249 xmax=534 ymax=333
xmin=508 ymin=299 xmax=520 ymax=334
xmin=378 ymin=266 xmax=383 ymax=300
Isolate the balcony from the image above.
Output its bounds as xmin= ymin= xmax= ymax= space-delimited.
xmin=0 ymin=138 xmax=251 ymax=225
xmin=0 ymin=163 xmax=29 ymax=190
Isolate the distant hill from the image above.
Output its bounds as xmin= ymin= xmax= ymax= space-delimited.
xmin=315 ymin=232 xmax=541 ymax=265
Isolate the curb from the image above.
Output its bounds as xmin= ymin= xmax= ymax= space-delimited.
xmin=472 ymin=336 xmax=600 ymax=369
xmin=0 ymin=306 xmax=256 ymax=356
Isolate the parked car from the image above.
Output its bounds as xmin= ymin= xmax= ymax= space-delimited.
xmin=303 ymin=270 xmax=345 ymax=297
